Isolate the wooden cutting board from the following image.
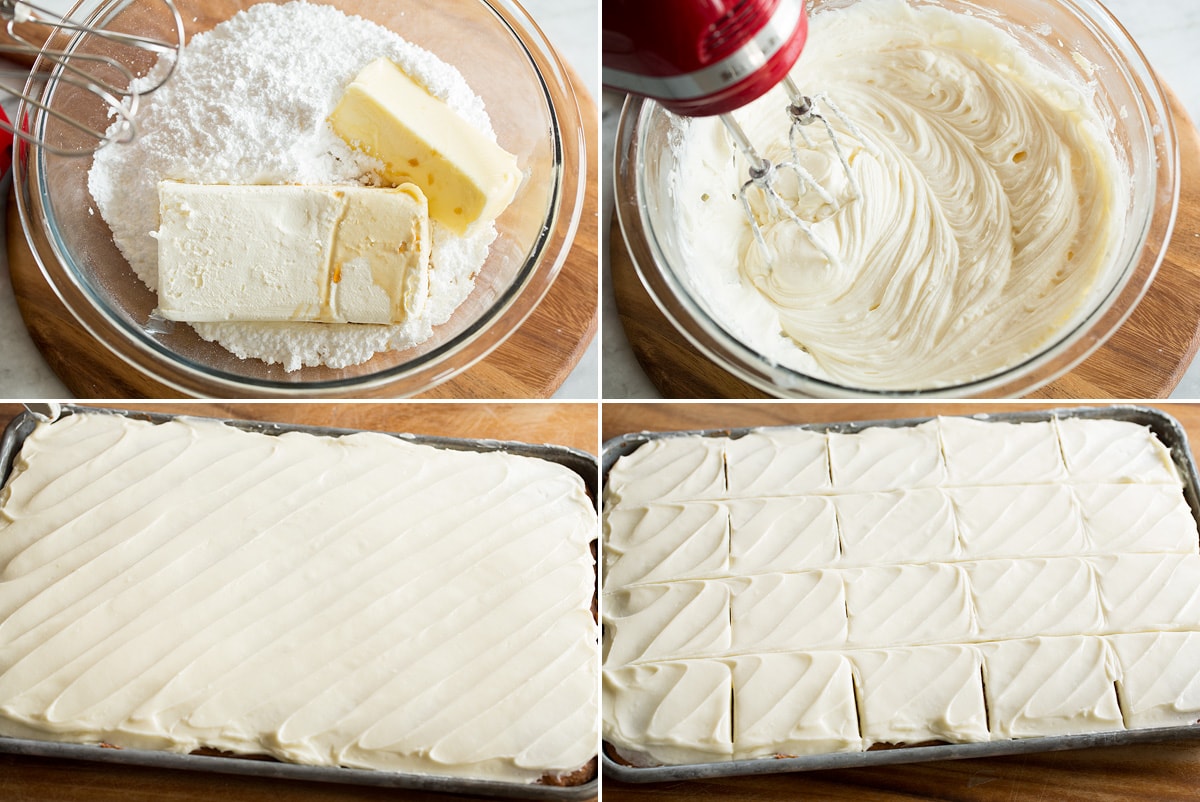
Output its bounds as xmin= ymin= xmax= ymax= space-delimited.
xmin=5 ymin=21 xmax=598 ymax=399
xmin=602 ymin=400 xmax=1200 ymax=802
xmin=611 ymin=87 xmax=1200 ymax=399
xmin=0 ymin=401 xmax=598 ymax=802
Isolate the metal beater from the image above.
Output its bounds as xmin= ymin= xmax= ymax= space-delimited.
xmin=603 ymin=0 xmax=867 ymax=263
xmin=723 ymin=75 xmax=875 ymax=264
xmin=0 ymin=0 xmax=184 ymax=155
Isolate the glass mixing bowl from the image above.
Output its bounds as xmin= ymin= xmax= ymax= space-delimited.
xmin=614 ymin=0 xmax=1178 ymax=398
xmin=14 ymin=0 xmax=585 ymax=398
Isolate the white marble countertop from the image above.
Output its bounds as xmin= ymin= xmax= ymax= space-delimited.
xmin=0 ymin=0 xmax=598 ymax=400
xmin=601 ymin=0 xmax=1200 ymax=399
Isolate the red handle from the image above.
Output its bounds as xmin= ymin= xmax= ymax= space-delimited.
xmin=0 ymin=106 xmax=13 ymax=176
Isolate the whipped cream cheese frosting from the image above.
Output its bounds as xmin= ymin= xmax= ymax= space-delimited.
xmin=670 ymin=0 xmax=1125 ymax=390
xmin=602 ymin=416 xmax=1200 ymax=766
xmin=0 ymin=413 xmax=598 ymax=783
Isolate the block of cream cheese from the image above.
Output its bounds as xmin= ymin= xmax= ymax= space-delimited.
xmin=330 ymin=58 xmax=521 ymax=234
xmin=156 ymin=182 xmax=429 ymax=325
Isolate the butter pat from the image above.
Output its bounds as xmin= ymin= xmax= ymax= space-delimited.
xmin=330 ymin=58 xmax=521 ymax=234
xmin=156 ymin=182 xmax=429 ymax=325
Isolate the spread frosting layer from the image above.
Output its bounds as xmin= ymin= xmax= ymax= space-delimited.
xmin=0 ymin=413 xmax=598 ymax=783
xmin=602 ymin=416 xmax=1200 ymax=765
xmin=670 ymin=0 xmax=1125 ymax=390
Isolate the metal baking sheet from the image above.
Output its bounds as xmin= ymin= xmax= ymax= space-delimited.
xmin=0 ymin=404 xmax=599 ymax=801
xmin=601 ymin=405 xmax=1200 ymax=783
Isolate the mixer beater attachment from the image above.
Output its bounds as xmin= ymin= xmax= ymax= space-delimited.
xmin=723 ymin=76 xmax=875 ymax=264
xmin=0 ymin=0 xmax=184 ymax=155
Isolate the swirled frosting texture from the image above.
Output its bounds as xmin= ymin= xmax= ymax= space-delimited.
xmin=672 ymin=0 xmax=1125 ymax=389
xmin=602 ymin=416 xmax=1200 ymax=765
xmin=0 ymin=413 xmax=598 ymax=783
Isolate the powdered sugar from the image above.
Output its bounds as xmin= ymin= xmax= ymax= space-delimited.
xmin=88 ymin=1 xmax=499 ymax=371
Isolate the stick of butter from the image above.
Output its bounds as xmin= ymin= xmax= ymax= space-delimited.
xmin=156 ymin=182 xmax=430 ymax=325
xmin=330 ymin=58 xmax=522 ymax=235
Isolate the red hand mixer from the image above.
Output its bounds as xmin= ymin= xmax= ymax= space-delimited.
xmin=603 ymin=0 xmax=872 ymax=262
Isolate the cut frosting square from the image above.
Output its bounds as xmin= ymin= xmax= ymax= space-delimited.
xmin=981 ymin=637 xmax=1123 ymax=738
xmin=1110 ymin=631 xmax=1200 ymax=729
xmin=1055 ymin=418 xmax=1179 ymax=484
xmin=967 ymin=557 xmax=1103 ymax=640
xmin=938 ymin=418 xmax=1066 ymax=486
xmin=606 ymin=436 xmax=726 ymax=507
xmin=603 ymin=661 xmax=733 ymax=765
xmin=604 ymin=502 xmax=730 ymax=586
xmin=1091 ymin=554 xmax=1200 ymax=633
xmin=844 ymin=564 xmax=975 ymax=648
xmin=949 ymin=485 xmax=1086 ymax=559
xmin=850 ymin=645 xmax=989 ymax=746
xmin=732 ymin=652 xmax=861 ymax=758
xmin=728 ymin=497 xmax=838 ymax=574
xmin=602 ymin=581 xmax=730 ymax=666
xmin=730 ymin=572 xmax=847 ymax=652
xmin=828 ymin=420 xmax=944 ymax=492
xmin=1076 ymin=484 xmax=1199 ymax=555
xmin=725 ymin=429 xmax=830 ymax=496
xmin=834 ymin=489 xmax=958 ymax=566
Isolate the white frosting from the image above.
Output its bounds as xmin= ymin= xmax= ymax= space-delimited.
xmin=950 ymin=485 xmax=1086 ymax=559
xmin=728 ymin=497 xmax=838 ymax=574
xmin=834 ymin=489 xmax=958 ymax=566
xmin=844 ymin=564 xmax=975 ymax=648
xmin=725 ymin=429 xmax=830 ymax=496
xmin=1110 ymin=632 xmax=1200 ymax=729
xmin=602 ymin=581 xmax=730 ymax=666
xmin=939 ymin=418 xmax=1067 ymax=486
xmin=730 ymin=572 xmax=847 ymax=651
xmin=967 ymin=558 xmax=1102 ymax=640
xmin=604 ymin=502 xmax=730 ymax=587
xmin=1076 ymin=484 xmax=1199 ymax=554
xmin=981 ymin=637 xmax=1123 ymax=738
xmin=851 ymin=645 xmax=989 ymax=746
xmin=670 ymin=0 xmax=1124 ymax=390
xmin=1056 ymin=419 xmax=1179 ymax=484
xmin=1091 ymin=554 xmax=1200 ymax=633
xmin=603 ymin=661 xmax=733 ymax=765
xmin=602 ymin=417 xmax=1200 ymax=765
xmin=733 ymin=652 xmax=861 ymax=758
xmin=605 ymin=437 xmax=727 ymax=508
xmin=828 ymin=420 xmax=943 ymax=492
xmin=0 ymin=413 xmax=597 ymax=783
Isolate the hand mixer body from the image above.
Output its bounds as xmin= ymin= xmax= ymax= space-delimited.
xmin=603 ymin=0 xmax=809 ymax=117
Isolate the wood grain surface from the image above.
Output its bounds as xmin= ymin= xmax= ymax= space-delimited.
xmin=0 ymin=401 xmax=598 ymax=802
xmin=601 ymin=401 xmax=1200 ymax=802
xmin=611 ymin=87 xmax=1200 ymax=400
xmin=5 ymin=29 xmax=598 ymax=399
